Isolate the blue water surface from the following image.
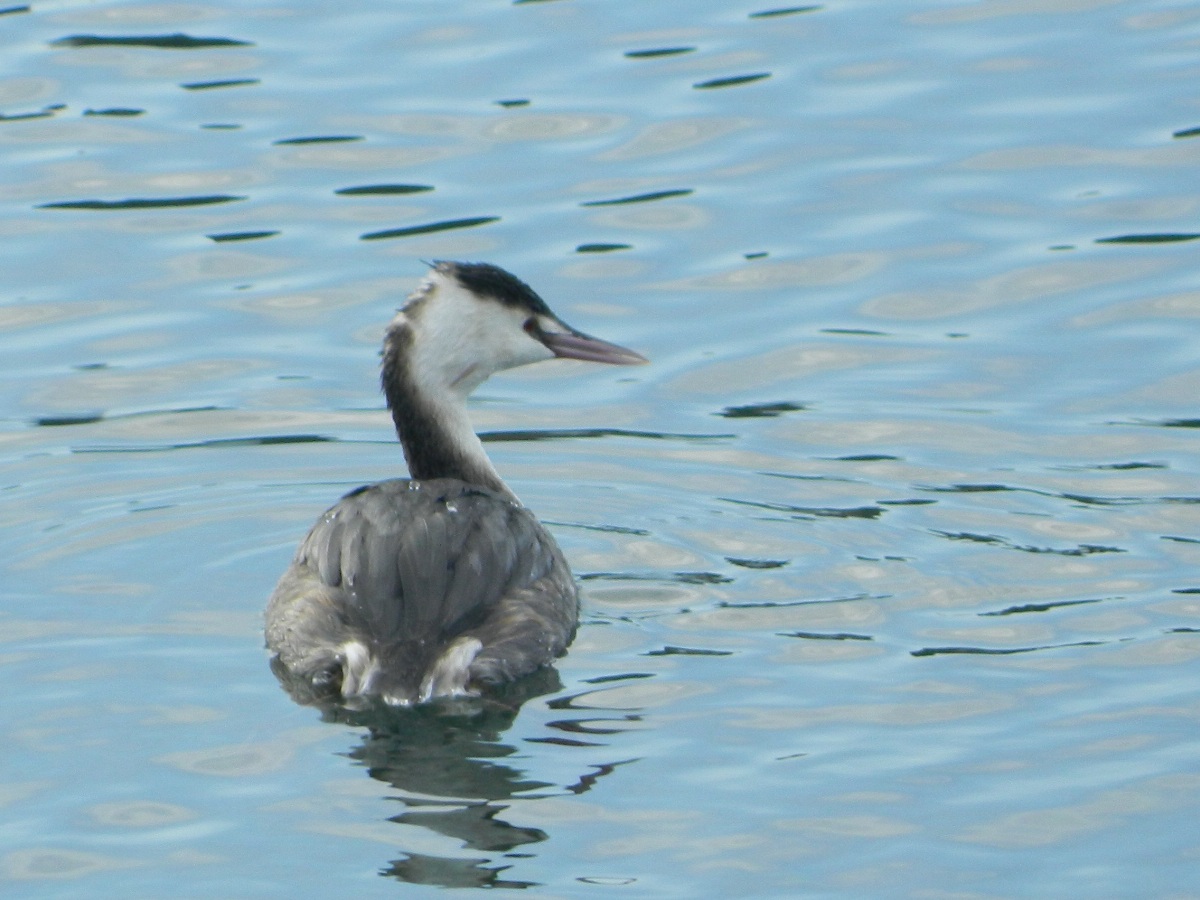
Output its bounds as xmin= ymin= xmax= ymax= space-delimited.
xmin=2 ymin=1 xmax=1200 ymax=897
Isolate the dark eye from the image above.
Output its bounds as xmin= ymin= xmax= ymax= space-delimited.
xmin=523 ymin=317 xmax=540 ymax=337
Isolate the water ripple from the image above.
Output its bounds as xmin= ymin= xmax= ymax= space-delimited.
xmin=624 ymin=47 xmax=695 ymax=59
xmin=580 ymin=571 xmax=734 ymax=586
xmin=50 ymin=34 xmax=253 ymax=49
xmin=1096 ymin=233 xmax=1200 ymax=245
xmin=335 ymin=183 xmax=433 ymax=196
xmin=207 ymin=230 xmax=278 ymax=243
xmin=360 ymin=216 xmax=500 ymax=241
xmin=581 ymin=189 xmax=693 ymax=207
xmin=82 ymin=107 xmax=143 ymax=117
xmin=980 ymin=598 xmax=1105 ymax=617
xmin=480 ymin=427 xmax=733 ymax=443
xmin=931 ymin=530 xmax=1125 ymax=556
xmin=717 ymin=401 xmax=805 ymax=418
xmin=726 ymin=557 xmax=789 ymax=569
xmin=38 ymin=195 xmax=246 ymax=210
xmin=575 ymin=243 xmax=631 ymax=253
xmin=722 ymin=497 xmax=888 ymax=520
xmin=0 ymin=104 xmax=61 ymax=122
xmin=781 ymin=631 xmax=873 ymax=641
xmin=920 ymin=481 xmax=1152 ymax=507
xmin=749 ymin=5 xmax=822 ymax=17
xmin=693 ymin=73 xmax=772 ymax=90
xmin=273 ymin=135 xmax=362 ymax=146
xmin=912 ymin=640 xmax=1107 ymax=658
xmin=643 ymin=646 xmax=732 ymax=657
xmin=181 ymin=78 xmax=258 ymax=91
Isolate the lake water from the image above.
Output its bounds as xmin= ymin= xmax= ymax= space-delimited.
xmin=3 ymin=0 xmax=1200 ymax=897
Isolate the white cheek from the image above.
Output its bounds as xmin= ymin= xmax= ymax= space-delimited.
xmin=467 ymin=304 xmax=554 ymax=371
xmin=507 ymin=330 xmax=556 ymax=367
xmin=409 ymin=274 xmax=558 ymax=390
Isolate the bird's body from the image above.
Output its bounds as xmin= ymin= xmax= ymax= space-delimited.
xmin=265 ymin=262 xmax=645 ymax=707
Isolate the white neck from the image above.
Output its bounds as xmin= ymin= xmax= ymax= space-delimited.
xmin=376 ymin=270 xmax=557 ymax=501
xmin=381 ymin=319 xmax=516 ymax=501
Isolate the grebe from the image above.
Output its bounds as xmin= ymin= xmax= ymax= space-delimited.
xmin=265 ymin=261 xmax=646 ymax=707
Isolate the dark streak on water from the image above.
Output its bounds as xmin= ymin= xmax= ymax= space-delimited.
xmin=722 ymin=592 xmax=884 ymax=607
xmin=922 ymin=482 xmax=1149 ymax=507
xmin=207 ymin=230 xmax=280 ymax=243
xmin=624 ymin=47 xmax=696 ymax=59
xmin=726 ymin=557 xmax=790 ymax=569
xmin=181 ymin=78 xmax=260 ymax=91
xmin=643 ymin=646 xmax=733 ymax=657
xmin=911 ymin=640 xmax=1108 ymax=658
xmin=580 ymin=189 xmax=692 ymax=207
xmin=71 ymin=434 xmax=335 ymax=453
xmin=781 ymin=631 xmax=873 ymax=641
xmin=722 ymin=497 xmax=888 ymax=520
xmin=580 ymin=571 xmax=735 ymax=585
xmin=718 ymin=401 xmax=805 ymax=418
xmin=33 ymin=405 xmax=220 ymax=427
xmin=575 ymin=243 xmax=631 ymax=253
xmin=1095 ymin=233 xmax=1200 ymax=245
xmin=83 ymin=107 xmax=145 ymax=117
xmin=980 ymin=598 xmax=1105 ymax=617
xmin=1054 ymin=461 xmax=1168 ymax=471
xmin=526 ymin=735 xmax=604 ymax=748
xmin=0 ymin=104 xmax=63 ymax=121
xmin=749 ymin=5 xmax=822 ymax=17
xmin=39 ymin=195 xmax=246 ymax=210
xmin=931 ymin=530 xmax=1125 ymax=556
xmin=50 ymin=33 xmax=254 ymax=49
xmin=563 ymin=760 xmax=639 ymax=796
xmin=336 ymin=184 xmax=434 ymax=196
xmin=579 ymin=676 xmax=654 ymax=689
xmin=34 ymin=413 xmax=105 ymax=427
xmin=693 ymin=73 xmax=771 ymax=90
xmin=545 ymin=521 xmax=650 ymax=537
xmin=361 ymin=216 xmax=500 ymax=241
xmin=273 ymin=135 xmax=363 ymax=145
xmin=480 ymin=427 xmax=734 ymax=443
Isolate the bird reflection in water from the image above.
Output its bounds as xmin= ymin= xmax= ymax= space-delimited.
xmin=295 ymin=667 xmax=629 ymax=887
xmin=282 ymin=669 xmax=643 ymax=888
xmin=295 ymin=667 xmax=554 ymax=887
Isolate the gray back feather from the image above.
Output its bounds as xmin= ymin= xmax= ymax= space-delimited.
xmin=295 ymin=478 xmax=561 ymax=650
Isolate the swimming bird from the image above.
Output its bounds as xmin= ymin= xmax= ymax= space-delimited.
xmin=265 ymin=261 xmax=646 ymax=708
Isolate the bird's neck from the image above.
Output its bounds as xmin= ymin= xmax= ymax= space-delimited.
xmin=382 ymin=327 xmax=516 ymax=501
